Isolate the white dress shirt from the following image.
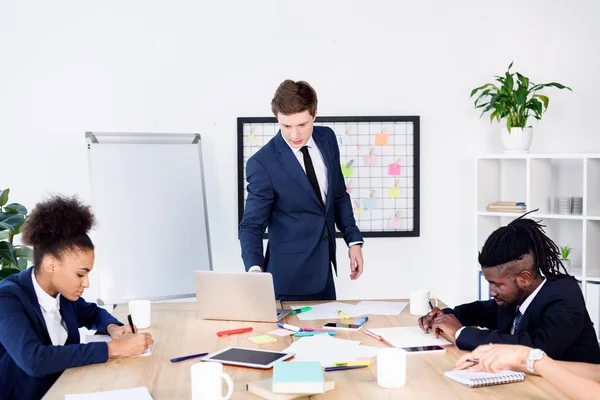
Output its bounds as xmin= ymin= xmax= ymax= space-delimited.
xmin=249 ymin=135 xmax=362 ymax=272
xmin=32 ymin=272 xmax=68 ymax=346
xmin=455 ymin=278 xmax=547 ymax=340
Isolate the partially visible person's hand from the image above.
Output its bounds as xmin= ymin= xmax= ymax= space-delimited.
xmin=455 ymin=344 xmax=531 ymax=373
xmin=349 ymin=245 xmax=363 ymax=280
xmin=418 ymin=307 xmax=444 ymax=334
xmin=107 ymin=323 xmax=135 ymax=339
xmin=432 ymin=314 xmax=463 ymax=342
xmin=107 ymin=333 xmax=154 ymax=358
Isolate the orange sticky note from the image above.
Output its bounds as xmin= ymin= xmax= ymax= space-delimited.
xmin=375 ymin=133 xmax=389 ymax=146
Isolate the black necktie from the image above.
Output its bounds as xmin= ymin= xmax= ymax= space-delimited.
xmin=300 ymin=146 xmax=323 ymax=206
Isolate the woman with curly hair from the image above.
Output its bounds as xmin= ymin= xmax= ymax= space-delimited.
xmin=0 ymin=195 xmax=153 ymax=399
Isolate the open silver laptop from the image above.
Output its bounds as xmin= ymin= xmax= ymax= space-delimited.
xmin=194 ymin=271 xmax=291 ymax=322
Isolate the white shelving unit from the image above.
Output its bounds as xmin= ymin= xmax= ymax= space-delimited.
xmin=476 ymin=153 xmax=600 ymax=340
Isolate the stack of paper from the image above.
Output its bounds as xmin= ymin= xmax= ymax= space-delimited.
xmin=282 ymin=334 xmax=378 ymax=367
xmin=66 ymin=387 xmax=153 ymax=400
xmin=290 ymin=301 xmax=408 ymax=321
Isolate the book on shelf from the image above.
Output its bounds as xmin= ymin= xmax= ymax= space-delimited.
xmin=487 ymin=201 xmax=526 ymax=213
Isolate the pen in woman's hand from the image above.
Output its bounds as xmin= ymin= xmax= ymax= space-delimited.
xmin=127 ymin=314 xmax=136 ymax=334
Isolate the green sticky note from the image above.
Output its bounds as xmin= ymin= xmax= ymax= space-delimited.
xmin=341 ymin=164 xmax=353 ymax=178
xmin=248 ymin=335 xmax=277 ymax=344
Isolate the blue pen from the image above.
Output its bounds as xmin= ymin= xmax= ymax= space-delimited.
xmin=355 ymin=315 xmax=369 ymax=325
xmin=170 ymin=353 xmax=209 ymax=363
xmin=278 ymin=322 xmax=302 ymax=332
xmin=324 ymin=365 xmax=368 ymax=372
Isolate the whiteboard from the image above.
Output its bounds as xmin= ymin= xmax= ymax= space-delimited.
xmin=87 ymin=133 xmax=212 ymax=304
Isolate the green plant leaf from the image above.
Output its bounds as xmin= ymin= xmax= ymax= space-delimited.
xmin=0 ymin=189 xmax=9 ymax=207
xmin=4 ymin=203 xmax=27 ymax=215
xmin=17 ymin=258 xmax=28 ymax=271
xmin=533 ymin=94 xmax=549 ymax=110
xmin=516 ymin=86 xmax=528 ymax=105
xmin=0 ymin=268 xmax=21 ymax=280
xmin=516 ymin=73 xmax=529 ymax=89
xmin=15 ymin=246 xmax=33 ymax=261
xmin=0 ymin=241 xmax=18 ymax=267
xmin=508 ymin=61 xmax=514 ymax=71
xmin=0 ymin=213 xmax=25 ymax=232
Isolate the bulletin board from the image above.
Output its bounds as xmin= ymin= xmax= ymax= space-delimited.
xmin=237 ymin=116 xmax=420 ymax=238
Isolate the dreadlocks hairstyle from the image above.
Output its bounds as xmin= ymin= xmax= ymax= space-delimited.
xmin=478 ymin=209 xmax=569 ymax=280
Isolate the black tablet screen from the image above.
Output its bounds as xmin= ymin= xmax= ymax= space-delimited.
xmin=209 ymin=348 xmax=288 ymax=365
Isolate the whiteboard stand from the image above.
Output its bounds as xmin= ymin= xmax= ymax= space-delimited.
xmin=86 ymin=132 xmax=212 ymax=305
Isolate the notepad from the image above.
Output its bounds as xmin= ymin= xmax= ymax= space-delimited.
xmin=248 ymin=335 xmax=277 ymax=344
xmin=272 ymin=361 xmax=325 ymax=394
xmin=85 ymin=335 xmax=151 ymax=357
xmin=444 ymin=370 xmax=526 ymax=388
xmin=247 ymin=379 xmax=335 ymax=400
xmin=366 ymin=326 xmax=452 ymax=348
xmin=65 ymin=386 xmax=153 ymax=399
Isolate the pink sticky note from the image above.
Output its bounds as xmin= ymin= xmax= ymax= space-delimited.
xmin=388 ymin=216 xmax=402 ymax=229
xmin=363 ymin=153 xmax=377 ymax=166
xmin=388 ymin=163 xmax=401 ymax=176
xmin=346 ymin=187 xmax=352 ymax=194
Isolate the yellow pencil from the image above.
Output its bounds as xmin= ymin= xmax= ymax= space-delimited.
xmin=337 ymin=309 xmax=350 ymax=319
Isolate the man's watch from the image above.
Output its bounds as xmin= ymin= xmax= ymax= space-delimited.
xmin=527 ymin=348 xmax=545 ymax=373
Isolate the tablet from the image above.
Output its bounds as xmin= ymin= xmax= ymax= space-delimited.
xmin=203 ymin=347 xmax=295 ymax=369
xmin=322 ymin=322 xmax=364 ymax=331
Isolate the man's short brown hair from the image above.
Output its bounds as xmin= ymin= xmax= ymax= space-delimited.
xmin=271 ymin=80 xmax=318 ymax=117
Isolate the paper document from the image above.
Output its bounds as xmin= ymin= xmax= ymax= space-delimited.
xmin=355 ymin=301 xmax=408 ymax=315
xmin=282 ymin=334 xmax=378 ymax=367
xmin=366 ymin=326 xmax=452 ymax=347
xmin=290 ymin=301 xmax=409 ymax=321
xmin=84 ymin=335 xmax=152 ymax=357
xmin=65 ymin=386 xmax=153 ymax=400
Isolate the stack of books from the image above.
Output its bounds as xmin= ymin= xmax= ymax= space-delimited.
xmin=487 ymin=202 xmax=526 ymax=213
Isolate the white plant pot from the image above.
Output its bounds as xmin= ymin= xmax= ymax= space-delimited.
xmin=562 ymin=259 xmax=571 ymax=273
xmin=501 ymin=126 xmax=533 ymax=153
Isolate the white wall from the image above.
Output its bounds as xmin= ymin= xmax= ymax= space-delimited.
xmin=1 ymin=0 xmax=599 ymax=306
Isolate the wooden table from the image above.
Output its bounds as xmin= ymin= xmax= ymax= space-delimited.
xmin=44 ymin=300 xmax=565 ymax=399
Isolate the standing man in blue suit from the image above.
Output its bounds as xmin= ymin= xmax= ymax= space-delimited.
xmin=239 ymin=80 xmax=364 ymax=301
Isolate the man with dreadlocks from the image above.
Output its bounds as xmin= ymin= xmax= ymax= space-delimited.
xmin=419 ymin=212 xmax=600 ymax=363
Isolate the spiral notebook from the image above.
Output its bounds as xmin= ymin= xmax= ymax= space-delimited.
xmin=444 ymin=370 xmax=526 ymax=388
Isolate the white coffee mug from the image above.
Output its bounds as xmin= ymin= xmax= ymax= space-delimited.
xmin=377 ymin=348 xmax=407 ymax=388
xmin=409 ymin=290 xmax=438 ymax=316
xmin=128 ymin=300 xmax=151 ymax=329
xmin=191 ymin=362 xmax=233 ymax=400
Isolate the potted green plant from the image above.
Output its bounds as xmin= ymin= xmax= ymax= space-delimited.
xmin=0 ymin=188 xmax=33 ymax=280
xmin=560 ymin=245 xmax=573 ymax=273
xmin=470 ymin=62 xmax=572 ymax=153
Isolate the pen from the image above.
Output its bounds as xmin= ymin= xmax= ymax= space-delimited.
xmin=364 ymin=330 xmax=395 ymax=348
xmin=294 ymin=331 xmax=336 ymax=337
xmin=337 ymin=310 xmax=350 ymax=319
xmin=170 ymin=353 xmax=209 ymax=363
xmin=355 ymin=315 xmax=369 ymax=325
xmin=325 ymin=365 xmax=368 ymax=372
xmin=278 ymin=322 xmax=302 ymax=332
xmin=127 ymin=314 xmax=136 ymax=334
xmin=303 ymin=328 xmax=334 ymax=332
xmin=428 ymin=300 xmax=434 ymax=311
xmin=216 ymin=327 xmax=253 ymax=337
xmin=468 ymin=359 xmax=480 ymax=364
xmin=291 ymin=306 xmax=312 ymax=315
xmin=333 ymin=360 xmax=372 ymax=367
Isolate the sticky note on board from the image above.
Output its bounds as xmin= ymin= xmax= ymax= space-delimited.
xmin=388 ymin=163 xmax=401 ymax=176
xmin=248 ymin=335 xmax=277 ymax=344
xmin=341 ymin=163 xmax=354 ymax=178
xmin=363 ymin=153 xmax=377 ymax=166
xmin=375 ymin=133 xmax=389 ymax=146
xmin=353 ymin=200 xmax=363 ymax=215
xmin=363 ymin=198 xmax=376 ymax=210
xmin=388 ymin=187 xmax=400 ymax=198
xmin=388 ymin=216 xmax=402 ymax=229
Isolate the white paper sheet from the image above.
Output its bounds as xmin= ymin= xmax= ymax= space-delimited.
xmin=366 ymin=326 xmax=452 ymax=347
xmin=290 ymin=301 xmax=409 ymax=321
xmin=65 ymin=386 xmax=153 ymax=400
xmin=283 ymin=335 xmax=378 ymax=367
xmin=84 ymin=335 xmax=152 ymax=357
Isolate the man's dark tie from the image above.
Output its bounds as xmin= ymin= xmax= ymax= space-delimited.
xmin=300 ymin=146 xmax=323 ymax=206
xmin=514 ymin=310 xmax=523 ymax=333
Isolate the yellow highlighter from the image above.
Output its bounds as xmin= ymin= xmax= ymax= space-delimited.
xmin=337 ymin=309 xmax=350 ymax=319
xmin=333 ymin=360 xmax=372 ymax=367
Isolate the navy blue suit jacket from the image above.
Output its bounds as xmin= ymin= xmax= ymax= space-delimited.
xmin=0 ymin=268 xmax=122 ymax=399
xmin=444 ymin=276 xmax=600 ymax=363
xmin=239 ymin=126 xmax=363 ymax=295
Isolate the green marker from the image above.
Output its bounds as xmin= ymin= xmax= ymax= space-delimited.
xmin=291 ymin=306 xmax=313 ymax=315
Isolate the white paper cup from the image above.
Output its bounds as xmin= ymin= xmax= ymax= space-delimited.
xmin=377 ymin=348 xmax=407 ymax=388
xmin=128 ymin=300 xmax=151 ymax=329
xmin=191 ymin=362 xmax=233 ymax=400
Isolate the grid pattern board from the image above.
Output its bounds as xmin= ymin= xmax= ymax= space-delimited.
xmin=237 ymin=116 xmax=420 ymax=237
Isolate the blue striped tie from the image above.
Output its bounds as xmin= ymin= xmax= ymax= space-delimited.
xmin=514 ymin=310 xmax=523 ymax=333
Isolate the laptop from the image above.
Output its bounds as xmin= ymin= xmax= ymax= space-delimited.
xmin=194 ymin=271 xmax=291 ymax=322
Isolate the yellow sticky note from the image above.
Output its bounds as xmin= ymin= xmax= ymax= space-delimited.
xmin=388 ymin=187 xmax=400 ymax=198
xmin=248 ymin=335 xmax=277 ymax=344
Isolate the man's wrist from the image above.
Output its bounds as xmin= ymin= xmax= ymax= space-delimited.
xmin=349 ymin=241 xmax=363 ymax=248
xmin=248 ymin=266 xmax=262 ymax=272
xmin=455 ymin=326 xmax=466 ymax=340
